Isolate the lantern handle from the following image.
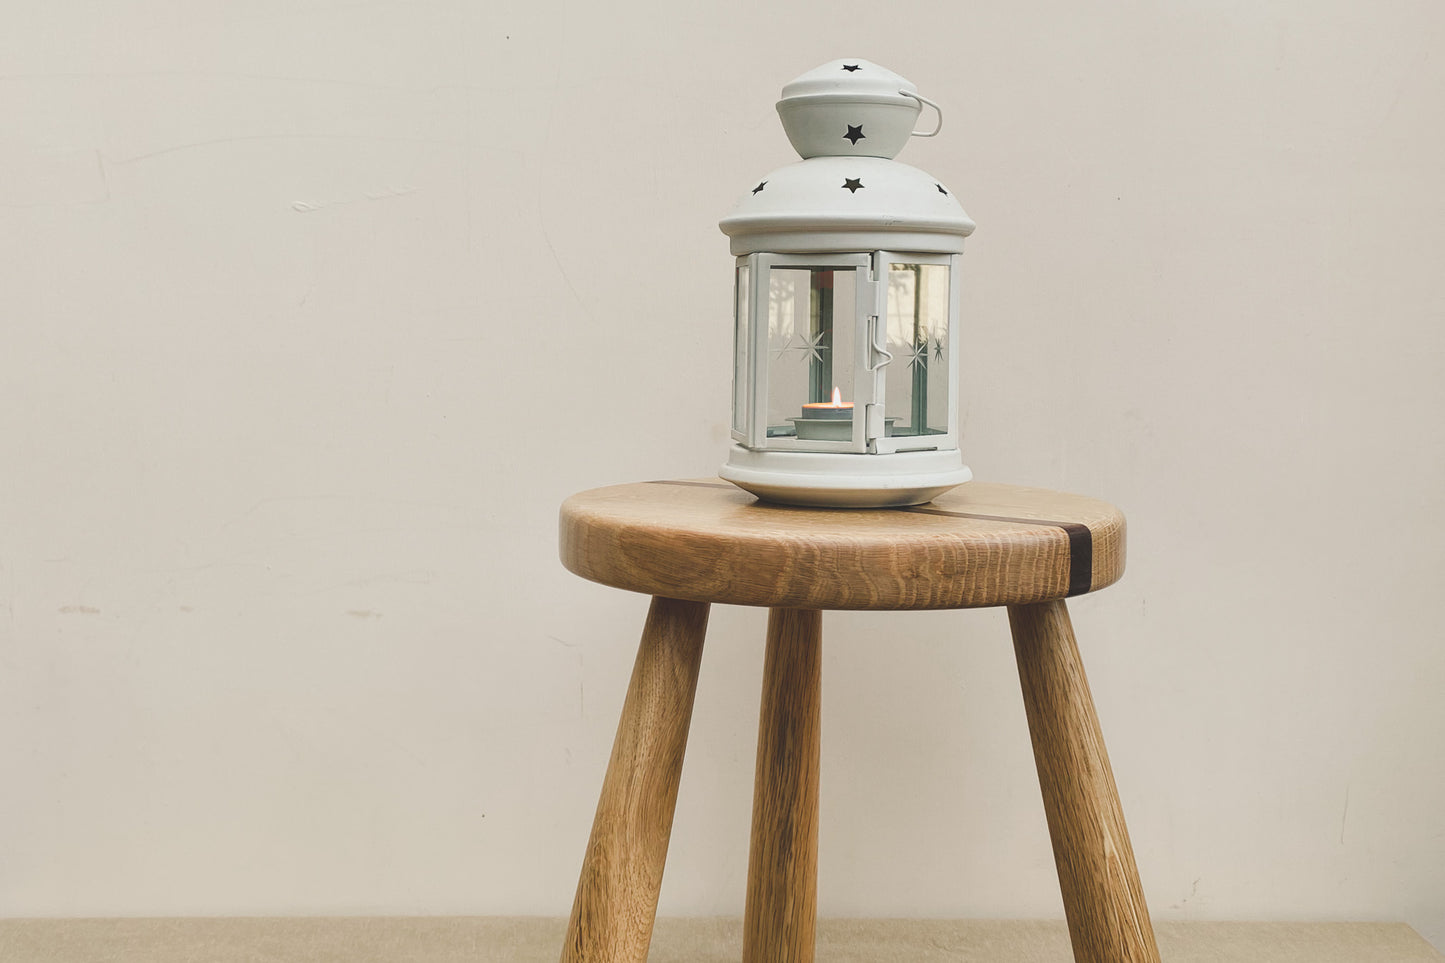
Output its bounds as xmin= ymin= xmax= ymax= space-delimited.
xmin=903 ymin=91 xmax=943 ymax=138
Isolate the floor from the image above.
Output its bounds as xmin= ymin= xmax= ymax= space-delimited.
xmin=1 ymin=917 xmax=1440 ymax=962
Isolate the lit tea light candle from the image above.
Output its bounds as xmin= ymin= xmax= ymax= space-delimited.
xmin=792 ymin=386 xmax=854 ymax=440
xmin=800 ymin=386 xmax=853 ymax=420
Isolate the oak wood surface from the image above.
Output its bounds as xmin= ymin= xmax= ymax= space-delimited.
xmin=559 ymin=480 xmax=1124 ymax=610
xmin=743 ymin=609 xmax=823 ymax=963
xmin=1008 ymin=600 xmax=1161 ymax=963
xmin=8 ymin=919 xmax=1442 ymax=963
xmin=559 ymin=597 xmax=710 ymax=963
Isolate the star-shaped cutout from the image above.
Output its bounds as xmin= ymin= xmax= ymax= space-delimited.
xmin=936 ymin=183 xmax=948 ymax=195
xmin=933 ymin=336 xmax=946 ymax=361
xmin=842 ymin=64 xmax=861 ymax=72
xmin=752 ymin=181 xmax=767 ymax=194
xmin=844 ymin=124 xmax=865 ymax=145
xmin=772 ymin=335 xmax=795 ymax=362
xmin=842 ymin=178 xmax=864 ymax=193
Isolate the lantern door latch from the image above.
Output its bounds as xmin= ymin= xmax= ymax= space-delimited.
xmin=866 ymin=314 xmax=892 ymax=371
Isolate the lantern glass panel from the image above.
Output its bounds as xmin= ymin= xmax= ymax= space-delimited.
xmin=732 ymin=263 xmax=750 ymax=435
xmin=766 ymin=267 xmax=857 ymax=439
xmin=885 ymin=262 xmax=950 ymax=437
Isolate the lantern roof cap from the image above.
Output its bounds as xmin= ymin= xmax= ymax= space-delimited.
xmin=719 ymin=155 xmax=975 ymax=256
xmin=778 ymin=58 xmax=918 ymax=104
xmin=776 ymin=59 xmax=932 ymax=160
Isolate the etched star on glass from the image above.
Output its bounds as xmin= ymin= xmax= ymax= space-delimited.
xmin=908 ymin=339 xmax=929 ymax=369
xmin=796 ymin=329 xmax=827 ymax=363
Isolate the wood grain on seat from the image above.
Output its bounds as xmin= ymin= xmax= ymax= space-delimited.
xmin=559 ymin=480 xmax=1125 ymax=610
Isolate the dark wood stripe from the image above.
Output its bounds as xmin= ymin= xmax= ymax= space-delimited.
xmin=901 ymin=506 xmax=1094 ymax=596
xmin=647 ymin=479 xmax=737 ymax=490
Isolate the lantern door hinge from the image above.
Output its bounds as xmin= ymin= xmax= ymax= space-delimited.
xmin=865 ymin=403 xmax=885 ymax=448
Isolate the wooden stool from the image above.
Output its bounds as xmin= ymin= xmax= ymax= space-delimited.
xmin=556 ymin=479 xmax=1160 ymax=963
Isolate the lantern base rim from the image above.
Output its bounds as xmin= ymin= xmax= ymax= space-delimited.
xmin=720 ymin=445 xmax=971 ymax=508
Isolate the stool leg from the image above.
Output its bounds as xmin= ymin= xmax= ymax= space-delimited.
xmin=743 ymin=608 xmax=822 ymax=963
xmin=559 ymin=596 xmax=710 ymax=963
xmin=1008 ymin=600 xmax=1161 ymax=963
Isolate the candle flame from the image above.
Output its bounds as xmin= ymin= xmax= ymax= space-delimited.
xmin=831 ymin=386 xmax=842 ymax=406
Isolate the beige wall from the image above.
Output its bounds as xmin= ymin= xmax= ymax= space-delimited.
xmin=2 ymin=0 xmax=1442 ymax=949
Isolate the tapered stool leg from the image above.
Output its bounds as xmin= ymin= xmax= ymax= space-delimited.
xmin=1008 ymin=600 xmax=1161 ymax=963
xmin=743 ymin=608 xmax=822 ymax=963
xmin=559 ymin=596 xmax=710 ymax=963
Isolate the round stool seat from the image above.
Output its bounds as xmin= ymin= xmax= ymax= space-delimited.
xmin=559 ymin=479 xmax=1125 ymax=610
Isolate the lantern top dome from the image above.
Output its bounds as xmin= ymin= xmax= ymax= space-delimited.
xmin=719 ymin=156 xmax=974 ymax=255
xmin=776 ymin=58 xmax=929 ymax=160
xmin=721 ymin=59 xmax=974 ymax=256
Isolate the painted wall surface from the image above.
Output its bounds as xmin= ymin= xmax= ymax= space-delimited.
xmin=2 ymin=0 xmax=1442 ymax=949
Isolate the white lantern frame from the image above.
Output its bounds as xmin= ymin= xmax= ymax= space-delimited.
xmin=718 ymin=59 xmax=974 ymax=507
xmin=731 ymin=251 xmax=961 ymax=458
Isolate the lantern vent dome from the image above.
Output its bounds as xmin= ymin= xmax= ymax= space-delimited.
xmin=725 ymin=58 xmax=973 ymax=255
xmin=720 ymin=155 xmax=975 ymax=256
xmin=777 ymin=59 xmax=928 ymax=160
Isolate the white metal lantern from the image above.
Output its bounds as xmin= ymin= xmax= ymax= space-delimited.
xmin=719 ymin=59 xmax=976 ymax=508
